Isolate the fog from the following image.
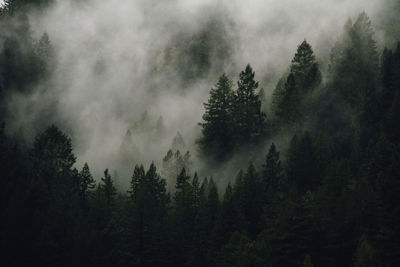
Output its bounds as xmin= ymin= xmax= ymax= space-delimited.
xmin=4 ymin=0 xmax=387 ymax=187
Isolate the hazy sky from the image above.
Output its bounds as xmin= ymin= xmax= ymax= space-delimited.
xmin=6 ymin=0 xmax=386 ymax=185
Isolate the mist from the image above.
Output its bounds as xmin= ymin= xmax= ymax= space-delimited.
xmin=3 ymin=0 xmax=386 ymax=186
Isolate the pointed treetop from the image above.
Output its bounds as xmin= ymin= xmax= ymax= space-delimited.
xmin=290 ymin=40 xmax=317 ymax=77
xmin=237 ymin=64 xmax=259 ymax=94
xmin=176 ymin=168 xmax=190 ymax=189
xmin=172 ymin=131 xmax=186 ymax=152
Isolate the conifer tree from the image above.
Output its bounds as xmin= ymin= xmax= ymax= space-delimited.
xmin=262 ymin=143 xmax=285 ymax=201
xmin=124 ymin=163 xmax=169 ymax=265
xmin=99 ymin=169 xmax=117 ymax=209
xmin=286 ymin=132 xmax=318 ymax=195
xmin=128 ymin=164 xmax=145 ymax=200
xmin=79 ymin=162 xmax=95 ymax=209
xmin=170 ymin=168 xmax=196 ymax=265
xmin=198 ymin=73 xmax=235 ymax=160
xmin=233 ymin=64 xmax=266 ymax=144
xmin=329 ymin=13 xmax=378 ymax=106
xmin=290 ymin=40 xmax=321 ymax=91
xmin=217 ymin=183 xmax=241 ymax=245
xmin=192 ymin=178 xmax=220 ymax=266
xmin=274 ymin=40 xmax=320 ymax=124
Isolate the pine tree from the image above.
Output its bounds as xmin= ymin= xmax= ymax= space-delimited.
xmin=128 ymin=164 xmax=145 ymax=200
xmin=286 ymin=132 xmax=318 ymax=196
xmin=217 ymin=183 xmax=242 ymax=245
xmin=198 ymin=73 xmax=235 ymax=160
xmin=329 ymin=13 xmax=378 ymax=107
xmin=29 ymin=126 xmax=81 ymax=265
xmin=123 ymin=163 xmax=169 ymax=265
xmin=353 ymin=235 xmax=378 ymax=267
xmin=79 ymin=162 xmax=95 ymax=209
xmin=233 ymin=64 xmax=266 ymax=144
xmin=262 ymin=143 xmax=285 ymax=201
xmin=91 ymin=169 xmax=119 ymax=266
xmin=191 ymin=178 xmax=220 ymax=266
xmin=170 ymin=168 xmax=196 ymax=265
xmin=234 ymin=163 xmax=263 ymax=238
xmin=290 ymin=40 xmax=321 ymax=91
xmin=274 ymin=40 xmax=320 ymax=124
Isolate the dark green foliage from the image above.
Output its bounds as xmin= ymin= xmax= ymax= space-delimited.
xmin=322 ymin=14 xmax=381 ymax=152
xmin=78 ymin=163 xmax=95 ymax=209
xmin=273 ymin=40 xmax=321 ymax=125
xmin=286 ymin=132 xmax=319 ymax=195
xmin=262 ymin=143 xmax=286 ymax=208
xmin=233 ymin=163 xmax=264 ymax=238
xmin=198 ymin=73 xmax=235 ymax=160
xmin=90 ymin=169 xmax=120 ymax=266
xmin=329 ymin=13 xmax=378 ymax=113
xmin=198 ymin=66 xmax=267 ymax=160
xmin=276 ymin=73 xmax=299 ymax=123
xmin=99 ymin=169 xmax=117 ymax=209
xmin=169 ymin=168 xmax=196 ymax=265
xmin=290 ymin=40 xmax=321 ymax=91
xmin=216 ymin=183 xmax=242 ymax=246
xmin=123 ymin=163 xmax=170 ymax=265
xmin=233 ymin=64 xmax=266 ymax=144
xmin=191 ymin=178 xmax=220 ymax=266
xmin=217 ymin=232 xmax=260 ymax=267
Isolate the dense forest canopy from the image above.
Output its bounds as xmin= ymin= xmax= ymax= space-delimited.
xmin=1 ymin=0 xmax=400 ymax=266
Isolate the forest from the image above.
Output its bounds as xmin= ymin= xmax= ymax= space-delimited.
xmin=1 ymin=0 xmax=400 ymax=266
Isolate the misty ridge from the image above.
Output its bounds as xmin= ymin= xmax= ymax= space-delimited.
xmin=1 ymin=0 xmax=400 ymax=266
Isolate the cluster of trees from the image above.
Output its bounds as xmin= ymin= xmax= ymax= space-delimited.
xmin=1 ymin=1 xmax=400 ymax=266
xmin=198 ymin=64 xmax=266 ymax=160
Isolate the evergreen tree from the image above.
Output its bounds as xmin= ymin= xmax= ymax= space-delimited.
xmin=234 ymin=163 xmax=263 ymax=238
xmin=98 ymin=169 xmax=117 ymax=209
xmin=170 ymin=168 xmax=196 ymax=265
xmin=262 ymin=143 xmax=285 ymax=201
xmin=198 ymin=73 xmax=235 ymax=160
xmin=233 ymin=64 xmax=266 ymax=144
xmin=329 ymin=13 xmax=378 ymax=107
xmin=90 ymin=169 xmax=119 ymax=266
xmin=290 ymin=40 xmax=321 ymax=91
xmin=128 ymin=164 xmax=145 ymax=200
xmin=217 ymin=183 xmax=242 ymax=245
xmin=78 ymin=162 xmax=95 ymax=209
xmin=123 ymin=163 xmax=169 ymax=265
xmin=276 ymin=73 xmax=299 ymax=123
xmin=286 ymin=132 xmax=319 ymax=195
xmin=274 ymin=40 xmax=320 ymax=124
xmin=29 ymin=125 xmax=81 ymax=265
xmin=191 ymin=178 xmax=220 ymax=266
